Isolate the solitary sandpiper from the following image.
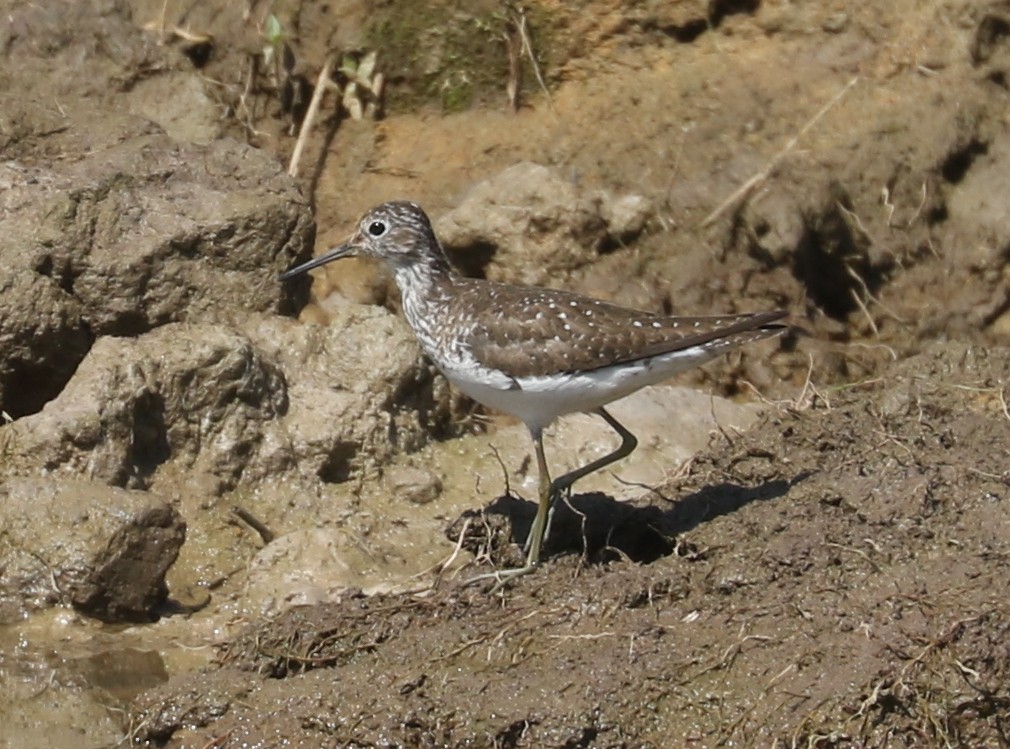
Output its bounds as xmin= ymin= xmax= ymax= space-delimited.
xmin=281 ymin=201 xmax=787 ymax=582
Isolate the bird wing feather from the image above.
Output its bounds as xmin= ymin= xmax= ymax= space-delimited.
xmin=454 ymin=281 xmax=786 ymax=379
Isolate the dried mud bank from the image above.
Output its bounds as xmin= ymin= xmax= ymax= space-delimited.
xmin=2 ymin=0 xmax=1010 ymax=747
xmin=131 ymin=345 xmax=1010 ymax=748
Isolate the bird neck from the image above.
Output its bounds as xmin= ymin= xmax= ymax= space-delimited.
xmin=392 ymin=247 xmax=455 ymax=308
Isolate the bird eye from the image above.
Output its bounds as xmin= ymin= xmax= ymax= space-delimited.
xmin=367 ymin=220 xmax=387 ymax=237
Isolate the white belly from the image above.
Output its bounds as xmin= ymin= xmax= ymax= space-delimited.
xmin=441 ymin=345 xmax=723 ymax=434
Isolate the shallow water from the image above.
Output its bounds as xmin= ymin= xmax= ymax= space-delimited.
xmin=0 ymin=610 xmax=214 ymax=748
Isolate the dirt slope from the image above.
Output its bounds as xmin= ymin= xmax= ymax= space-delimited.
xmin=3 ymin=1 xmax=1010 ymax=747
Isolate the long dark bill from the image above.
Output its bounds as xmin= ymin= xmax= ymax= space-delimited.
xmin=279 ymin=242 xmax=354 ymax=281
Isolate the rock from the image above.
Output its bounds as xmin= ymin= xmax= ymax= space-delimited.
xmin=0 ymin=127 xmax=314 ymax=418
xmin=649 ymin=0 xmax=711 ymax=32
xmin=738 ymin=188 xmax=806 ymax=266
xmin=0 ymin=311 xmax=450 ymax=496
xmin=240 ymin=308 xmax=452 ymax=483
xmin=0 ymin=305 xmax=451 ymax=611
xmin=435 ymin=162 xmax=650 ymax=286
xmin=946 ymin=137 xmax=1010 ymax=251
xmin=382 ymin=463 xmax=444 ymax=505
xmin=242 ymin=528 xmax=382 ymax=615
xmin=0 ymin=271 xmax=92 ymax=418
xmin=0 ymin=323 xmax=287 ymax=493
xmin=0 ymin=478 xmax=185 ymax=622
xmin=0 ymin=1 xmax=160 ymax=99
xmin=127 ymin=72 xmax=222 ymax=143
xmin=597 ymin=192 xmax=653 ymax=242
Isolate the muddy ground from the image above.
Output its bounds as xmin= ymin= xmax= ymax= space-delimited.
xmin=3 ymin=0 xmax=1010 ymax=747
xmin=133 ymin=344 xmax=1010 ymax=747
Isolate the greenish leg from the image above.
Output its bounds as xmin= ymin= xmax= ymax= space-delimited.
xmin=465 ymin=407 xmax=639 ymax=588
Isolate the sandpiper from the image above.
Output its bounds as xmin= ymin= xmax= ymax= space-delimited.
xmin=281 ymin=201 xmax=787 ymax=582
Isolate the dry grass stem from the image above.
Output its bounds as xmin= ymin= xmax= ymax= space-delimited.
xmin=288 ymin=56 xmax=334 ymax=178
xmin=701 ymin=76 xmax=858 ymax=228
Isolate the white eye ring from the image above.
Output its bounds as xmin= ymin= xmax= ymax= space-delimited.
xmin=367 ymin=220 xmax=387 ymax=237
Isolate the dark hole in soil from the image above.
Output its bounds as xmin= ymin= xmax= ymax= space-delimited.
xmin=132 ymin=392 xmax=170 ymax=479
xmin=447 ymin=241 xmax=496 ymax=280
xmin=317 ymin=442 xmax=357 ymax=483
xmin=940 ymin=139 xmax=989 ymax=184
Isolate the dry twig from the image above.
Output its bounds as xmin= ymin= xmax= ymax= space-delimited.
xmin=701 ymin=76 xmax=859 ymax=228
xmin=288 ymin=56 xmax=334 ymax=178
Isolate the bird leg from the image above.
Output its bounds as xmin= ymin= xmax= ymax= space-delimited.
xmin=464 ymin=427 xmax=551 ymax=587
xmin=534 ymin=406 xmax=638 ymax=552
xmin=522 ymin=427 xmax=554 ymax=568
xmin=550 ymin=407 xmax=639 ymax=503
xmin=465 ymin=408 xmax=639 ymax=588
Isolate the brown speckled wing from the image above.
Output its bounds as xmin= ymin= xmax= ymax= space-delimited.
xmin=452 ymin=280 xmax=787 ymax=378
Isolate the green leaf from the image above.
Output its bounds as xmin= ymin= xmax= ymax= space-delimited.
xmin=265 ymin=14 xmax=283 ymax=46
